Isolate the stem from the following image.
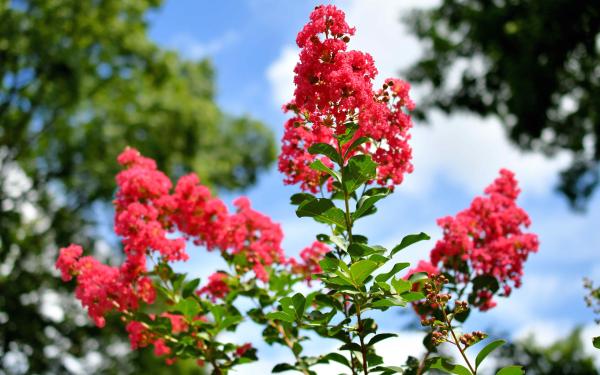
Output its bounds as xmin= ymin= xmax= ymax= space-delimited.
xmin=338 ymin=140 xmax=353 ymax=242
xmin=210 ymin=356 xmax=223 ymax=375
xmin=337 ymin=138 xmax=370 ymax=374
xmin=415 ymin=349 xmax=431 ymax=375
xmin=343 ymin=189 xmax=353 ymax=241
xmin=441 ymin=309 xmax=476 ymax=374
xmin=343 ymin=296 xmax=359 ymax=375
xmin=272 ymin=321 xmax=311 ymax=375
xmin=355 ymin=302 xmax=369 ymax=375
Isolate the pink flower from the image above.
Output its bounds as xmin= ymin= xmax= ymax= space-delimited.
xmin=290 ymin=241 xmax=331 ymax=283
xmin=198 ymin=272 xmax=230 ymax=301
xmin=279 ymin=5 xmax=414 ymax=192
xmin=58 ymin=147 xmax=292 ymax=330
xmin=171 ymin=174 xmax=228 ymax=249
xmin=216 ymin=197 xmax=285 ymax=282
xmin=153 ymin=339 xmax=171 ymax=357
xmin=126 ymin=321 xmax=152 ymax=349
xmin=161 ymin=313 xmax=188 ymax=334
xmin=55 ymin=244 xmax=83 ymax=281
xmin=429 ymin=169 xmax=539 ymax=310
xmin=235 ymin=343 xmax=253 ymax=357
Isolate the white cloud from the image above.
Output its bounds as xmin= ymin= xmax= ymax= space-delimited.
xmin=266 ymin=45 xmax=299 ymax=106
xmin=403 ymin=112 xmax=570 ymax=197
xmin=341 ymin=0 xmax=438 ymax=79
xmin=169 ymin=31 xmax=239 ymax=60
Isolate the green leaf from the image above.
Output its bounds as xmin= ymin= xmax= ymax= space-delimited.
xmin=429 ymin=357 xmax=472 ymax=375
xmin=292 ymin=293 xmax=306 ymax=319
xmin=172 ymin=272 xmax=186 ymax=291
xmin=322 ymin=352 xmax=351 ymax=368
xmin=375 ymin=262 xmax=410 ymax=282
xmin=594 ymin=336 xmax=600 ymax=349
xmin=296 ymin=199 xmax=347 ymax=229
xmin=401 ymin=291 xmax=425 ymax=303
xmin=370 ymin=365 xmax=404 ymax=374
xmin=220 ymin=315 xmax=243 ymax=330
xmin=369 ymin=253 xmax=389 ymax=265
xmin=390 ymin=232 xmax=430 ymax=256
xmin=310 ymin=159 xmax=341 ymax=181
xmin=266 ymin=311 xmax=295 ymax=323
xmin=329 ymin=234 xmax=347 ymax=251
xmin=320 ymin=256 xmax=339 ymax=272
xmin=496 ymin=366 xmax=524 ymax=375
xmin=390 ymin=278 xmax=411 ymax=294
xmin=347 ymin=243 xmax=374 ymax=258
xmin=337 ymin=122 xmax=359 ymax=145
xmin=371 ymin=297 xmax=407 ymax=308
xmin=350 ymin=259 xmax=380 ymax=285
xmin=339 ymin=342 xmax=362 ymax=351
xmin=368 ymin=333 xmax=397 ymax=346
xmin=476 ymin=339 xmax=506 ymax=369
xmin=173 ymin=298 xmax=200 ymax=319
xmin=471 ymin=275 xmax=500 ymax=293
xmin=343 ymin=155 xmax=377 ymax=194
xmin=308 ymin=142 xmax=341 ymax=165
xmin=353 ymin=188 xmax=390 ymax=220
xmin=408 ymin=271 xmax=429 ymax=284
xmin=181 ymin=278 xmax=201 ymax=299
xmin=344 ymin=136 xmax=370 ymax=157
xmin=272 ymin=363 xmax=297 ymax=373
xmin=290 ymin=193 xmax=315 ymax=206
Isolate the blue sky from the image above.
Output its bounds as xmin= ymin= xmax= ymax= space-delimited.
xmin=145 ymin=0 xmax=600 ymax=372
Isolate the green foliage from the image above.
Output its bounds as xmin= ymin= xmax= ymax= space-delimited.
xmin=275 ymin=142 xmax=439 ymax=374
xmin=428 ymin=357 xmax=471 ymax=375
xmin=492 ymin=328 xmax=599 ymax=374
xmin=475 ymin=339 xmax=506 ymax=370
xmin=405 ymin=0 xmax=600 ymax=209
xmin=0 ymin=0 xmax=274 ymax=372
xmin=496 ymin=366 xmax=524 ymax=375
xmin=296 ymin=198 xmax=348 ymax=229
xmin=391 ymin=232 xmax=431 ymax=256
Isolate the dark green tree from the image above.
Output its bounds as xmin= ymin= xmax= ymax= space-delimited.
xmin=492 ymin=328 xmax=599 ymax=374
xmin=404 ymin=0 xmax=600 ymax=210
xmin=0 ymin=0 xmax=274 ymax=373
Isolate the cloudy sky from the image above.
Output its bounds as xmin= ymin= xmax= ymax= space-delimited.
xmin=147 ymin=0 xmax=600 ymax=372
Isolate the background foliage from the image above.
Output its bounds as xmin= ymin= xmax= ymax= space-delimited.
xmin=405 ymin=0 xmax=600 ymax=210
xmin=0 ymin=0 xmax=274 ymax=373
xmin=492 ymin=328 xmax=599 ymax=375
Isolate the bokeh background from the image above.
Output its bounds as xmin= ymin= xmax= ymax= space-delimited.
xmin=2 ymin=0 xmax=599 ymax=373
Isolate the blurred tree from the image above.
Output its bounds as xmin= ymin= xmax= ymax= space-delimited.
xmin=0 ymin=0 xmax=274 ymax=373
xmin=492 ymin=328 xmax=599 ymax=374
xmin=405 ymin=0 xmax=600 ymax=210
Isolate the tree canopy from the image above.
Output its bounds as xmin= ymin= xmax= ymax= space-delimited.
xmin=492 ymin=328 xmax=599 ymax=374
xmin=0 ymin=0 xmax=274 ymax=372
xmin=405 ymin=0 xmax=600 ymax=210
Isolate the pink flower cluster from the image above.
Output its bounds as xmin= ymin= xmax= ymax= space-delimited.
xmin=56 ymin=148 xmax=327 ymax=335
xmin=279 ymin=5 xmax=414 ymax=192
xmin=216 ymin=197 xmax=285 ymax=282
xmin=413 ymin=169 xmax=539 ymax=310
xmin=55 ymin=244 xmax=154 ymax=328
xmin=198 ymin=272 xmax=230 ymax=301
xmin=126 ymin=312 xmax=190 ymax=364
xmin=289 ymin=241 xmax=331 ymax=283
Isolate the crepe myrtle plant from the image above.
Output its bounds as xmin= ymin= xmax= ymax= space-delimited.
xmin=56 ymin=5 xmax=538 ymax=375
